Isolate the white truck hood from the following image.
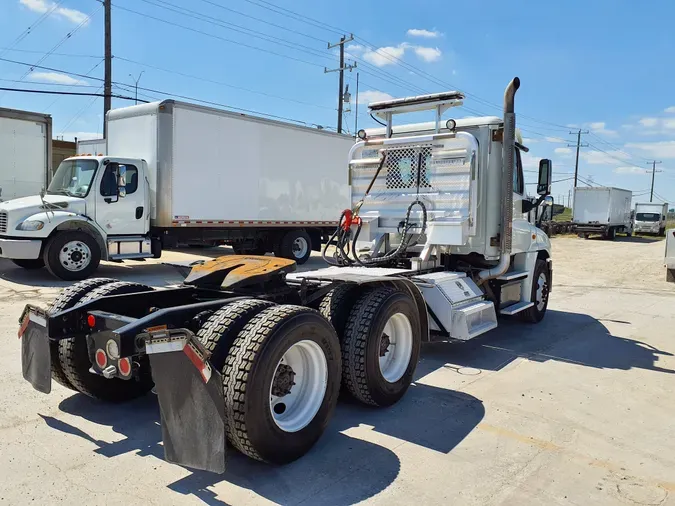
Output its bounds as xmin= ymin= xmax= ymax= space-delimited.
xmin=0 ymin=194 xmax=86 ymax=215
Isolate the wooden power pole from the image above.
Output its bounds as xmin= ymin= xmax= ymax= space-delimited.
xmin=103 ymin=0 xmax=112 ymax=139
xmin=325 ymin=35 xmax=355 ymax=134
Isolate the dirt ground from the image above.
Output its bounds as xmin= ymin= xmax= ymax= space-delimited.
xmin=0 ymin=237 xmax=673 ymax=505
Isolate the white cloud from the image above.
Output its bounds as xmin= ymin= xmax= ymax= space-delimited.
xmin=19 ymin=0 xmax=89 ymax=25
xmin=639 ymin=117 xmax=659 ymax=127
xmin=614 ymin=166 xmax=646 ymax=174
xmin=522 ymin=138 xmax=538 ymax=144
xmin=412 ymin=46 xmax=442 ymax=62
xmin=664 ymin=106 xmax=675 ymax=114
xmin=29 ymin=71 xmax=87 ymax=85
xmin=554 ymin=147 xmax=572 ymax=155
xmin=625 ymin=140 xmax=675 ymax=159
xmin=587 ymin=121 xmax=617 ymax=137
xmin=361 ymin=42 xmax=443 ymax=67
xmin=407 ymin=28 xmax=441 ymax=38
xmin=520 ymin=152 xmax=539 ymax=170
xmin=358 ymin=90 xmax=394 ymax=105
xmin=545 ymin=136 xmax=566 ymax=143
xmin=582 ymin=150 xmax=630 ymax=165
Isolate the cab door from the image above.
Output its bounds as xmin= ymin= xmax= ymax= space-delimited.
xmin=95 ymin=160 xmax=147 ymax=235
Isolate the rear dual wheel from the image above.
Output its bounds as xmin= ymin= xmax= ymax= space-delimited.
xmin=198 ymin=303 xmax=341 ymax=464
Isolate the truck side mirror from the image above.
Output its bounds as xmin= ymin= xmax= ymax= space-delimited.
xmin=537 ymin=159 xmax=552 ymax=196
xmin=117 ymin=165 xmax=127 ymax=198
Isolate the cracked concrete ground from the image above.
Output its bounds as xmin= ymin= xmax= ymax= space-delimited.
xmin=0 ymin=237 xmax=673 ymax=505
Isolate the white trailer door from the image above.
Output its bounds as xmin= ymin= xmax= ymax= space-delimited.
xmin=0 ymin=116 xmax=46 ymax=199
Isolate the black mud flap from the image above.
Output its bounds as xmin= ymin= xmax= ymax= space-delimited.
xmin=19 ymin=305 xmax=52 ymax=394
xmin=145 ymin=329 xmax=226 ymax=474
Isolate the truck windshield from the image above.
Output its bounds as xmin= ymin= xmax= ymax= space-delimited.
xmin=47 ymin=159 xmax=98 ymax=197
xmin=636 ymin=212 xmax=660 ymax=222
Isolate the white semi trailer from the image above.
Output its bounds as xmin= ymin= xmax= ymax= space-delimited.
xmin=634 ymin=202 xmax=668 ymax=236
xmin=0 ymin=101 xmax=354 ymax=279
xmin=19 ymin=77 xmax=554 ymax=473
xmin=573 ymin=186 xmax=633 ymax=240
xmin=76 ymin=137 xmax=106 ymax=156
xmin=0 ymin=107 xmax=51 ymax=202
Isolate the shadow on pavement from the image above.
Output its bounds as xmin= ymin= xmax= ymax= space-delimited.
xmin=419 ymin=309 xmax=674 ymax=375
xmin=616 ymin=236 xmax=663 ymax=244
xmin=46 ymin=357 xmax=484 ymax=505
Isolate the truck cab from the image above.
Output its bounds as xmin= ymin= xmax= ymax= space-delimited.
xmin=0 ymin=154 xmax=153 ymax=280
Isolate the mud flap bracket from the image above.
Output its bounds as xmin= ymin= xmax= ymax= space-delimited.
xmin=145 ymin=328 xmax=226 ymax=474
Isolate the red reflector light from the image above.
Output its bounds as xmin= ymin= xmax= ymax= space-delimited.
xmin=87 ymin=315 xmax=96 ymax=328
xmin=118 ymin=357 xmax=131 ymax=377
xmin=95 ymin=349 xmax=107 ymax=368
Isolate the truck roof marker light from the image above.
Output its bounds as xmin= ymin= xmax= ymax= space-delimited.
xmin=95 ymin=349 xmax=107 ymax=369
xmin=118 ymin=357 xmax=131 ymax=377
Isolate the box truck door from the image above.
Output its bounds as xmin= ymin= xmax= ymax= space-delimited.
xmin=96 ymin=161 xmax=147 ymax=235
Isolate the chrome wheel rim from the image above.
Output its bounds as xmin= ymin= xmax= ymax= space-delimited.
xmin=269 ymin=339 xmax=328 ymax=433
xmin=292 ymin=237 xmax=309 ymax=259
xmin=378 ymin=313 xmax=413 ymax=383
xmin=536 ymin=272 xmax=548 ymax=311
xmin=59 ymin=241 xmax=92 ymax=272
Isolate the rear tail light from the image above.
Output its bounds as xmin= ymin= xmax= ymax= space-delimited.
xmin=95 ymin=349 xmax=107 ymax=369
xmin=87 ymin=315 xmax=96 ymax=328
xmin=118 ymin=357 xmax=132 ymax=377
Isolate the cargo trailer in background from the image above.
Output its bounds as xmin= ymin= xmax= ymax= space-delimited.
xmin=573 ymin=186 xmax=633 ymax=240
xmin=76 ymin=137 xmax=106 ymax=156
xmin=0 ymin=107 xmax=51 ymax=201
xmin=634 ymin=202 xmax=668 ymax=236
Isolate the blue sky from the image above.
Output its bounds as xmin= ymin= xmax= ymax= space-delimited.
xmin=1 ymin=0 xmax=675 ymax=205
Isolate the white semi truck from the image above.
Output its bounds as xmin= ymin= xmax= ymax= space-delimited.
xmin=0 ymin=101 xmax=354 ymax=279
xmin=19 ymin=77 xmax=554 ymax=473
xmin=573 ymin=186 xmax=633 ymax=240
xmin=634 ymin=202 xmax=668 ymax=236
xmin=0 ymin=107 xmax=52 ymax=202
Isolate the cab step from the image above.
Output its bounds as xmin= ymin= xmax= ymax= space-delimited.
xmin=497 ymin=270 xmax=528 ymax=281
xmin=500 ymin=301 xmax=534 ymax=315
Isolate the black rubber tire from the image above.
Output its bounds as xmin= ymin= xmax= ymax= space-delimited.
xmin=43 ymin=231 xmax=101 ymax=281
xmin=223 ymin=305 xmax=341 ymax=464
xmin=606 ymin=228 xmax=616 ymax=241
xmin=46 ymin=277 xmax=118 ymax=390
xmin=275 ymin=229 xmax=312 ymax=264
xmin=520 ymin=259 xmax=551 ymax=324
xmin=197 ymin=298 xmax=274 ymax=370
xmin=660 ymin=227 xmax=666 ymax=237
xmin=12 ymin=258 xmax=45 ymax=269
xmin=318 ymin=284 xmax=364 ymax=339
xmin=58 ymin=281 xmax=155 ymax=401
xmin=341 ymin=287 xmax=421 ymax=407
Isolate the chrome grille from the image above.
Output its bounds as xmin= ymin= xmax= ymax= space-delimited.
xmin=0 ymin=211 xmax=7 ymax=233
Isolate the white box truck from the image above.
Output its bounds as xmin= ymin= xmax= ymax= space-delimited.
xmin=0 ymin=107 xmax=51 ymax=202
xmin=0 ymin=100 xmax=353 ymax=279
xmin=19 ymin=78 xmax=557 ymax=473
xmin=573 ymin=186 xmax=633 ymax=240
xmin=76 ymin=137 xmax=106 ymax=156
xmin=634 ymin=202 xmax=668 ymax=236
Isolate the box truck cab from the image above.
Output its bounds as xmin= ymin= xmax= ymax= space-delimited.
xmin=0 ymin=100 xmax=353 ymax=280
xmin=634 ymin=202 xmax=668 ymax=236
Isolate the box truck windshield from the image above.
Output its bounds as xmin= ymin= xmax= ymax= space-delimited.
xmin=636 ymin=212 xmax=660 ymax=222
xmin=48 ymin=159 xmax=98 ymax=197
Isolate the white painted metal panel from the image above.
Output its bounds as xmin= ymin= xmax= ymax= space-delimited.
xmin=76 ymin=138 xmax=106 ymax=155
xmin=0 ymin=116 xmax=47 ymax=200
xmin=666 ymin=230 xmax=675 ymax=270
xmin=573 ymin=187 xmax=632 ymax=226
xmin=170 ymin=105 xmax=352 ymax=222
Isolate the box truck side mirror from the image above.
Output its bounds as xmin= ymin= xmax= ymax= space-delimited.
xmin=117 ymin=165 xmax=127 ymax=198
xmin=537 ymin=159 xmax=552 ymax=196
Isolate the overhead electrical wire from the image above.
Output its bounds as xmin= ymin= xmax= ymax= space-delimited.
xmin=0 ymin=1 xmax=64 ymax=58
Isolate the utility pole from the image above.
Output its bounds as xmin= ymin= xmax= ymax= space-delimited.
xmin=568 ymin=129 xmax=589 ymax=187
xmin=129 ymin=71 xmax=144 ymax=105
xmin=103 ymin=0 xmax=112 ymax=139
xmin=646 ymin=160 xmax=663 ymax=202
xmin=325 ymin=35 xmax=355 ymax=134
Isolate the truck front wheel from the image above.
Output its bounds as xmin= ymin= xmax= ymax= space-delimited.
xmin=341 ymin=287 xmax=421 ymax=407
xmin=44 ymin=231 xmax=101 ymax=281
xmin=520 ymin=259 xmax=551 ymax=323
xmin=222 ymin=305 xmax=341 ymax=464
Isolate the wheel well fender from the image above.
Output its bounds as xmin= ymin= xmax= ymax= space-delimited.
xmin=50 ymin=220 xmax=108 ymax=260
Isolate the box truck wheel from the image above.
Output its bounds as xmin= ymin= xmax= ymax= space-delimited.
xmin=605 ymin=227 xmax=616 ymax=241
xmin=58 ymin=281 xmax=155 ymax=401
xmin=44 ymin=231 xmax=101 ymax=281
xmin=222 ymin=305 xmax=340 ymax=464
xmin=276 ymin=230 xmax=312 ymax=264
xmin=197 ymin=298 xmax=273 ymax=369
xmin=341 ymin=287 xmax=421 ymax=407
xmin=11 ymin=258 xmax=45 ymax=270
xmin=46 ymin=277 xmax=117 ymax=390
xmin=520 ymin=260 xmax=550 ymax=324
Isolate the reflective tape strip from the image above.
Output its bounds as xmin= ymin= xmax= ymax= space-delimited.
xmin=183 ymin=341 xmax=212 ymax=383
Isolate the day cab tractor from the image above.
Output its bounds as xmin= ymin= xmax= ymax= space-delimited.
xmin=19 ymin=77 xmax=554 ymax=473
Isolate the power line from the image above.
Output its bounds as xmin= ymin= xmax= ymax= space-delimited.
xmin=0 ymin=78 xmax=100 ymax=88
xmin=0 ymin=86 xmax=142 ymax=101
xmin=0 ymin=1 xmax=65 ymax=58
xmin=0 ymin=47 xmax=102 ymax=58
xmin=59 ymin=85 xmax=104 ymax=135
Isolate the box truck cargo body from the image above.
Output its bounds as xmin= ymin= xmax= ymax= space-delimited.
xmin=573 ymin=187 xmax=632 ymax=240
xmin=76 ymin=138 xmax=106 ymax=156
xmin=634 ymin=202 xmax=668 ymax=236
xmin=0 ymin=100 xmax=353 ymax=279
xmin=0 ymin=107 xmax=51 ymax=201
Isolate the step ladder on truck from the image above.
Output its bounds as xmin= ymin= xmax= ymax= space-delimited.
xmin=18 ymin=77 xmax=554 ymax=473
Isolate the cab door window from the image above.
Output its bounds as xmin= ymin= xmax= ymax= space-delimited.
xmin=513 ymin=149 xmax=524 ymax=195
xmin=100 ymin=163 xmax=138 ymax=197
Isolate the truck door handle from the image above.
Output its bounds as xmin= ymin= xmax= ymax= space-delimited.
xmin=136 ymin=207 xmax=144 ymax=219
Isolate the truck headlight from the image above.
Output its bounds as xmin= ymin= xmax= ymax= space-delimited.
xmin=17 ymin=220 xmax=44 ymax=231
